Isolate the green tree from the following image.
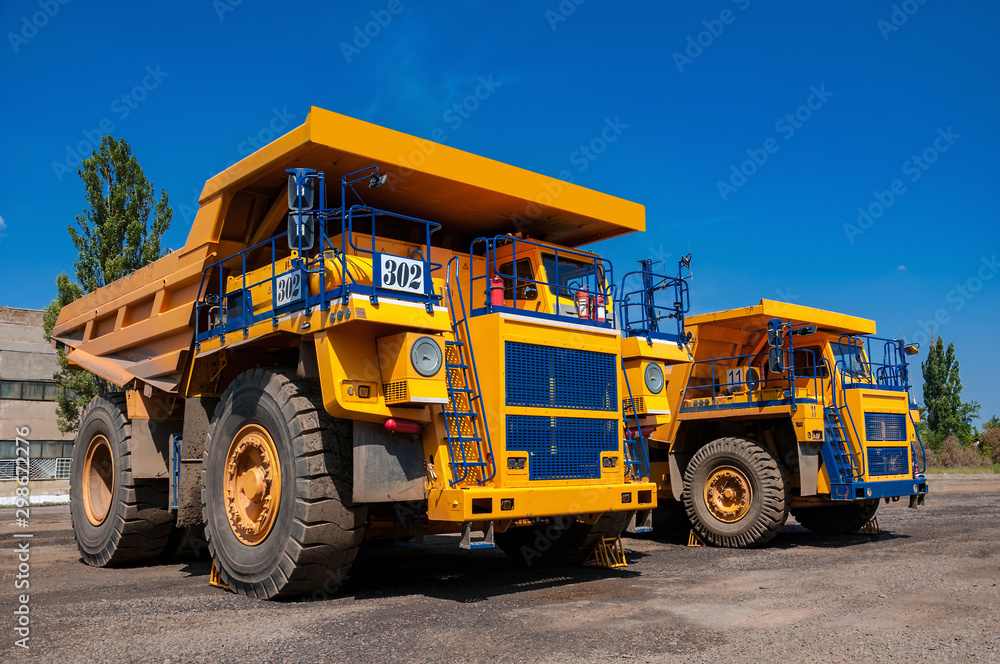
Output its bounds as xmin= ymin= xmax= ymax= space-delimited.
xmin=43 ymin=274 xmax=107 ymax=432
xmin=68 ymin=135 xmax=172 ymax=291
xmin=45 ymin=136 xmax=171 ymax=432
xmin=920 ymin=336 xmax=980 ymax=446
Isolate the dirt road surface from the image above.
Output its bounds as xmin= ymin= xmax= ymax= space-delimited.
xmin=2 ymin=474 xmax=998 ymax=663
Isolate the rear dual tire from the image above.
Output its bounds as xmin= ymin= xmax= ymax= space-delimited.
xmin=791 ymin=500 xmax=879 ymax=535
xmin=70 ymin=394 xmax=175 ymax=566
xmin=495 ymin=511 xmax=631 ymax=567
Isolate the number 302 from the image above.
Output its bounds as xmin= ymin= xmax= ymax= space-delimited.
xmin=382 ymin=259 xmax=421 ymax=290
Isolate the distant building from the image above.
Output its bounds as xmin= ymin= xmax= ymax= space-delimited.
xmin=0 ymin=307 xmax=75 ymax=479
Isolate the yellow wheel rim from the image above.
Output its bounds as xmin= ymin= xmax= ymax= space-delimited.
xmin=704 ymin=465 xmax=752 ymax=523
xmin=224 ymin=424 xmax=282 ymax=546
xmin=82 ymin=434 xmax=114 ymax=526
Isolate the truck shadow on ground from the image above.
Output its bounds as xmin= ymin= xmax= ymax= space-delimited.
xmin=178 ymin=538 xmax=649 ymax=604
xmin=626 ymin=525 xmax=909 ymax=550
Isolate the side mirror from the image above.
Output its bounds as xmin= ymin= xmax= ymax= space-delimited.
xmin=287 ymin=172 xmax=315 ymax=210
xmin=768 ymin=346 xmax=783 ymax=374
xmin=795 ymin=324 xmax=817 ymax=336
xmin=903 ymin=343 xmax=920 ymax=356
xmin=287 ymin=211 xmax=315 ymax=251
xmin=766 ymin=320 xmax=784 ymax=349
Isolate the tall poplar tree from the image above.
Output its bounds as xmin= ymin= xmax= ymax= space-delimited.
xmin=44 ymin=136 xmax=172 ymax=431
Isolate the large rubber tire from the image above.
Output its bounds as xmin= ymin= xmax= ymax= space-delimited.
xmin=791 ymin=500 xmax=879 ymax=535
xmin=202 ymin=369 xmax=366 ymax=599
xmin=683 ymin=436 xmax=789 ymax=548
xmin=495 ymin=511 xmax=631 ymax=568
xmin=70 ymin=394 xmax=175 ymax=566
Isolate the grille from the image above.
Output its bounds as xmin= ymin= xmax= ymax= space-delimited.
xmin=383 ymin=381 xmax=408 ymax=404
xmin=865 ymin=412 xmax=907 ymax=441
xmin=505 ymin=415 xmax=619 ymax=481
xmin=623 ymin=397 xmax=646 ymax=415
xmin=868 ymin=447 xmax=909 ymax=476
xmin=504 ymin=342 xmax=617 ymax=411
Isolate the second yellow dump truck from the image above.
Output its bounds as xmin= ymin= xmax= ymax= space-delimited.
xmin=618 ymin=284 xmax=929 ymax=547
xmin=53 ymin=108 xmax=675 ymax=598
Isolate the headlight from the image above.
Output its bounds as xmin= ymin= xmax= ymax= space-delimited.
xmin=643 ymin=362 xmax=664 ymax=394
xmin=410 ymin=336 xmax=443 ymax=377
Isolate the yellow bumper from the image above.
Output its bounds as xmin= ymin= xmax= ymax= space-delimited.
xmin=426 ymin=481 xmax=657 ymax=522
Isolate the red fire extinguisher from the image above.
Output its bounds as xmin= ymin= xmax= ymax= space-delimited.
xmin=594 ymin=293 xmax=606 ymax=323
xmin=576 ymin=290 xmax=590 ymax=319
xmin=489 ymin=275 xmax=505 ymax=307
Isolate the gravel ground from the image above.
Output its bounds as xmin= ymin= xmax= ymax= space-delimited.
xmin=2 ymin=474 xmax=998 ymax=663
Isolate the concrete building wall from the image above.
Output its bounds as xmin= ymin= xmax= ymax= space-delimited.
xmin=0 ymin=307 xmax=75 ymax=458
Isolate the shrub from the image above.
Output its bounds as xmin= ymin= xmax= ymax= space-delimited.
xmin=982 ymin=427 xmax=1000 ymax=465
xmin=933 ymin=435 xmax=990 ymax=469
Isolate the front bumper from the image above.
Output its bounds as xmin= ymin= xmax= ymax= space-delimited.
xmin=426 ymin=481 xmax=657 ymax=522
xmin=830 ymin=478 xmax=929 ymax=501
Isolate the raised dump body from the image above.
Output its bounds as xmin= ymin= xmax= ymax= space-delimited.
xmin=639 ymin=299 xmax=928 ymax=546
xmin=54 ymin=107 xmax=673 ymax=598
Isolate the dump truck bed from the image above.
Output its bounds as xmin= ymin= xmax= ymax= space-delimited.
xmin=52 ymin=107 xmax=645 ymax=393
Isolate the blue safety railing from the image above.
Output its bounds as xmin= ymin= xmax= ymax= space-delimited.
xmin=468 ymin=235 xmax=615 ymax=329
xmin=619 ymin=255 xmax=691 ymax=346
xmin=194 ymin=166 xmax=444 ymax=344
xmin=832 ymin=335 xmax=912 ymax=392
xmin=678 ymin=346 xmax=824 ymax=413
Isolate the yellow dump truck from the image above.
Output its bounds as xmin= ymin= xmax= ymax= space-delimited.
xmin=618 ymin=291 xmax=929 ymax=547
xmin=53 ymin=108 xmax=670 ymax=598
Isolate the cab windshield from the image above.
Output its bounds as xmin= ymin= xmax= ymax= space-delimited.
xmin=541 ymin=254 xmax=604 ymax=298
xmin=831 ymin=342 xmax=869 ymax=380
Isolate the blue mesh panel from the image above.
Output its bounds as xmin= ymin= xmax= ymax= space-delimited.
xmin=868 ymin=447 xmax=909 ymax=476
xmin=506 ymin=415 xmax=619 ymax=481
xmin=505 ymin=342 xmax=617 ymax=411
xmin=865 ymin=413 xmax=907 ymax=441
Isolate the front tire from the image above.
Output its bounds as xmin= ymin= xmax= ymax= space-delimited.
xmin=791 ymin=500 xmax=879 ymax=535
xmin=495 ymin=511 xmax=631 ymax=567
xmin=70 ymin=394 xmax=174 ymax=566
xmin=202 ymin=369 xmax=366 ymax=599
xmin=683 ymin=436 xmax=789 ymax=548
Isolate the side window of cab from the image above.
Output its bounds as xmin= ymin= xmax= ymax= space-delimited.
xmin=498 ymin=258 xmax=537 ymax=301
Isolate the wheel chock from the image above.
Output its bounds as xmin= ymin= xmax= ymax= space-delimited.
xmin=209 ymin=559 xmax=230 ymax=590
xmin=687 ymin=530 xmax=705 ymax=547
xmin=860 ymin=515 xmax=880 ymax=536
xmin=585 ymin=536 xmax=628 ymax=568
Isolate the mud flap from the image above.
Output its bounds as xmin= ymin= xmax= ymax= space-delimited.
xmin=908 ymin=493 xmax=926 ymax=509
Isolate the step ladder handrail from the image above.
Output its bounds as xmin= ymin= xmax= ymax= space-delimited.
xmin=444 ymin=255 xmax=497 ymax=485
xmin=620 ymin=356 xmax=650 ymax=478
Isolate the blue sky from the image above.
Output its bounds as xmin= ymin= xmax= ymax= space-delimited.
xmin=1 ymin=1 xmax=997 ymax=422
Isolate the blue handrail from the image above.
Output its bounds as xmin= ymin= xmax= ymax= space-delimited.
xmin=468 ymin=235 xmax=615 ymax=328
xmin=619 ymin=256 xmax=691 ymax=345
